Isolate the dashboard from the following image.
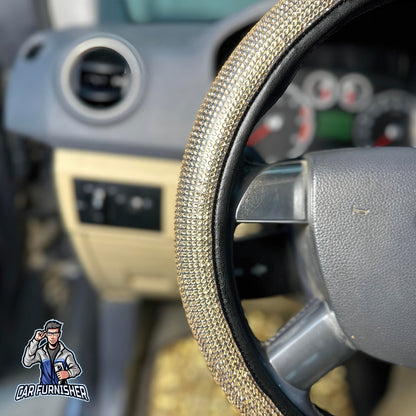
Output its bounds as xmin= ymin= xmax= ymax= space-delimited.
xmin=6 ymin=1 xmax=416 ymax=159
xmin=4 ymin=0 xmax=416 ymax=299
xmin=2 ymin=2 xmax=416 ymax=416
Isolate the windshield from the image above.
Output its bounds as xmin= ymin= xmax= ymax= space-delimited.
xmin=125 ymin=0 xmax=262 ymax=22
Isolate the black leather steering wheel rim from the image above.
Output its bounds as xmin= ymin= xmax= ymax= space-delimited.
xmin=175 ymin=1 xmax=395 ymax=415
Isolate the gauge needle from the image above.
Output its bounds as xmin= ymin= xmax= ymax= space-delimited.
xmin=374 ymin=134 xmax=392 ymax=147
xmin=247 ymin=115 xmax=283 ymax=147
xmin=375 ymin=124 xmax=402 ymax=147
xmin=247 ymin=124 xmax=271 ymax=146
xmin=320 ymin=87 xmax=331 ymax=101
xmin=345 ymin=89 xmax=357 ymax=105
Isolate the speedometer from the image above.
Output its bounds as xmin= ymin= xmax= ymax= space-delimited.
xmin=246 ymin=84 xmax=315 ymax=163
xmin=353 ymin=90 xmax=416 ymax=147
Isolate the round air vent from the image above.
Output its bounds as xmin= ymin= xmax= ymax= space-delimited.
xmin=75 ymin=48 xmax=130 ymax=108
xmin=60 ymin=36 xmax=143 ymax=123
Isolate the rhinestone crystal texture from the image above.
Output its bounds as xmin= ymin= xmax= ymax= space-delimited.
xmin=175 ymin=0 xmax=342 ymax=414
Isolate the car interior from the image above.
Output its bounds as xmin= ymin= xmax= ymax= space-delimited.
xmin=1 ymin=0 xmax=416 ymax=415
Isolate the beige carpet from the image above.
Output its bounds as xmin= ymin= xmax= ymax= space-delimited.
xmin=148 ymin=297 xmax=355 ymax=416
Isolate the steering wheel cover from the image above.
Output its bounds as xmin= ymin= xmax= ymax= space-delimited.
xmin=175 ymin=0 xmax=387 ymax=414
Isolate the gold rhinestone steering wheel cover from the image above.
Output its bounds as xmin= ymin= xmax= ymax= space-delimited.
xmin=175 ymin=0 xmax=352 ymax=414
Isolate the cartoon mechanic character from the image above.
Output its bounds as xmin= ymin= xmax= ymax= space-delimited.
xmin=22 ymin=319 xmax=81 ymax=385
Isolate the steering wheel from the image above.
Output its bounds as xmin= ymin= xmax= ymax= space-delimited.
xmin=175 ymin=0 xmax=416 ymax=414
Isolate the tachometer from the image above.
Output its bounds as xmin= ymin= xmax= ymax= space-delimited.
xmin=247 ymin=84 xmax=315 ymax=163
xmin=353 ymin=90 xmax=416 ymax=147
xmin=339 ymin=73 xmax=373 ymax=113
xmin=303 ymin=70 xmax=339 ymax=110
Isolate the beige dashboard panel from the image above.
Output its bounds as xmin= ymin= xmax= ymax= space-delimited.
xmin=54 ymin=149 xmax=181 ymax=300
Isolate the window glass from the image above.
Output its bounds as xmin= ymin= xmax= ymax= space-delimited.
xmin=125 ymin=0 xmax=262 ymax=22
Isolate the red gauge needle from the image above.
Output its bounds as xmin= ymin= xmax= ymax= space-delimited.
xmin=247 ymin=124 xmax=271 ymax=147
xmin=345 ymin=90 xmax=357 ymax=105
xmin=248 ymin=115 xmax=284 ymax=147
xmin=374 ymin=134 xmax=392 ymax=147
xmin=320 ymin=88 xmax=331 ymax=101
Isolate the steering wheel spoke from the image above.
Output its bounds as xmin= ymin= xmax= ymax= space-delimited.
xmin=265 ymin=300 xmax=355 ymax=391
xmin=236 ymin=161 xmax=308 ymax=224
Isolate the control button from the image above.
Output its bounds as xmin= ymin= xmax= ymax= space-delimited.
xmin=74 ymin=179 xmax=161 ymax=231
xmin=82 ymin=182 xmax=94 ymax=194
xmin=129 ymin=196 xmax=144 ymax=212
xmin=115 ymin=193 xmax=127 ymax=205
xmin=77 ymin=200 xmax=87 ymax=212
xmin=143 ymin=198 xmax=153 ymax=209
xmin=91 ymin=188 xmax=106 ymax=211
xmin=250 ymin=263 xmax=268 ymax=278
xmin=128 ymin=196 xmax=154 ymax=213
xmin=108 ymin=185 xmax=118 ymax=196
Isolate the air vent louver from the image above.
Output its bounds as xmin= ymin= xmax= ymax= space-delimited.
xmin=61 ymin=36 xmax=141 ymax=122
xmin=73 ymin=48 xmax=131 ymax=108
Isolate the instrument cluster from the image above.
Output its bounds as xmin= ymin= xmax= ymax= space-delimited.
xmin=247 ymin=52 xmax=416 ymax=164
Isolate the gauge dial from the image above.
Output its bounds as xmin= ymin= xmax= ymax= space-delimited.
xmin=246 ymin=84 xmax=315 ymax=163
xmin=353 ymin=90 xmax=416 ymax=147
xmin=339 ymin=73 xmax=373 ymax=112
xmin=303 ymin=70 xmax=339 ymax=110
